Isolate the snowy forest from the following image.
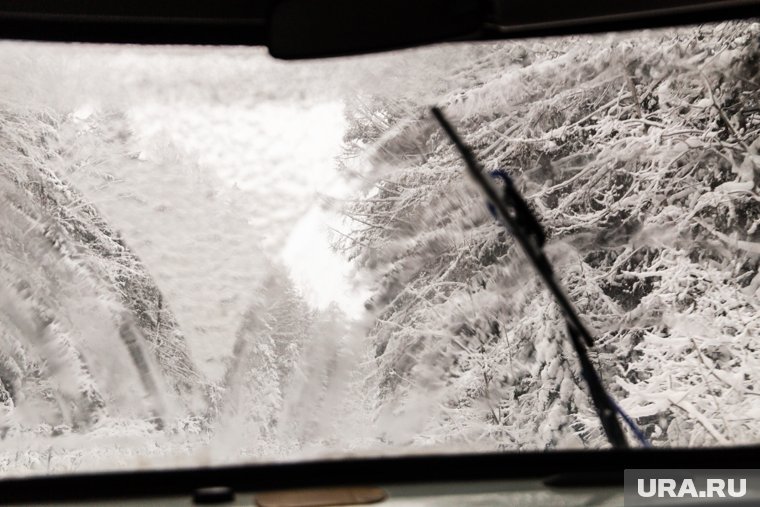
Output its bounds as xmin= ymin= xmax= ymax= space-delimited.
xmin=1 ymin=20 xmax=760 ymax=475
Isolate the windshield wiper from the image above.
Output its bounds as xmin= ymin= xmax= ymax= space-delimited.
xmin=432 ymin=106 xmax=646 ymax=449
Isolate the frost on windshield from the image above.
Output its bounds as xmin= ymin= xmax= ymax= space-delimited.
xmin=1 ymin=20 xmax=759 ymax=475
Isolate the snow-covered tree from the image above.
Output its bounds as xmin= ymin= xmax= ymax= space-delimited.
xmin=339 ymin=21 xmax=760 ymax=449
xmin=0 ymin=107 xmax=202 ymax=437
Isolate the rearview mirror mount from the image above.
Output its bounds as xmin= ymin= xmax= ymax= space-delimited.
xmin=267 ymin=0 xmax=485 ymax=59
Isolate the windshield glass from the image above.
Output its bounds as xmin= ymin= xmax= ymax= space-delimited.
xmin=1 ymin=19 xmax=759 ymax=476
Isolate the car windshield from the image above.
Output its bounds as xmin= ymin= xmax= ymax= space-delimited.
xmin=1 ymin=19 xmax=759 ymax=476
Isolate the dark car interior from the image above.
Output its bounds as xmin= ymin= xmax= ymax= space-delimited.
xmin=1 ymin=0 xmax=759 ymax=505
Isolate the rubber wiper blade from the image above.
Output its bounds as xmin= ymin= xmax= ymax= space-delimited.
xmin=431 ymin=106 xmax=629 ymax=449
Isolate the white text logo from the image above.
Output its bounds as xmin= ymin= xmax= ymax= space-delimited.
xmin=637 ymin=478 xmax=746 ymax=499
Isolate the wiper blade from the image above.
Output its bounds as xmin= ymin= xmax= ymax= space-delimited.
xmin=431 ymin=106 xmax=635 ymax=449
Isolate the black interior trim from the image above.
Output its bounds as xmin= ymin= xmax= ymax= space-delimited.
xmin=0 ymin=14 xmax=266 ymax=45
xmin=0 ymin=0 xmax=756 ymax=50
xmin=1 ymin=446 xmax=759 ymax=504
xmin=483 ymin=0 xmax=760 ymax=40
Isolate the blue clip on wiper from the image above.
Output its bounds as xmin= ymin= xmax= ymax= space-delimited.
xmin=488 ymin=168 xmax=546 ymax=249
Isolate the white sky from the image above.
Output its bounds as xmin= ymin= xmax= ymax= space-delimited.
xmin=147 ymin=100 xmax=363 ymax=311
xmin=120 ymin=98 xmax=368 ymax=377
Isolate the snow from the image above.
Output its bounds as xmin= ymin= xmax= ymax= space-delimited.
xmin=122 ymin=99 xmax=356 ymax=376
xmin=282 ymin=206 xmax=371 ymax=316
xmin=1 ymin=20 xmax=760 ymax=476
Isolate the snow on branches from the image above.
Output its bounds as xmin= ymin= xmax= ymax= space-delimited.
xmin=339 ymin=21 xmax=760 ymax=449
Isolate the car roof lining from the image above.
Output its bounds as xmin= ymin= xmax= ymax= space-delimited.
xmin=0 ymin=0 xmax=757 ymax=56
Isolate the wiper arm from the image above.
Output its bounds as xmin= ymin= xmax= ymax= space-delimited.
xmin=431 ymin=106 xmax=634 ymax=449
